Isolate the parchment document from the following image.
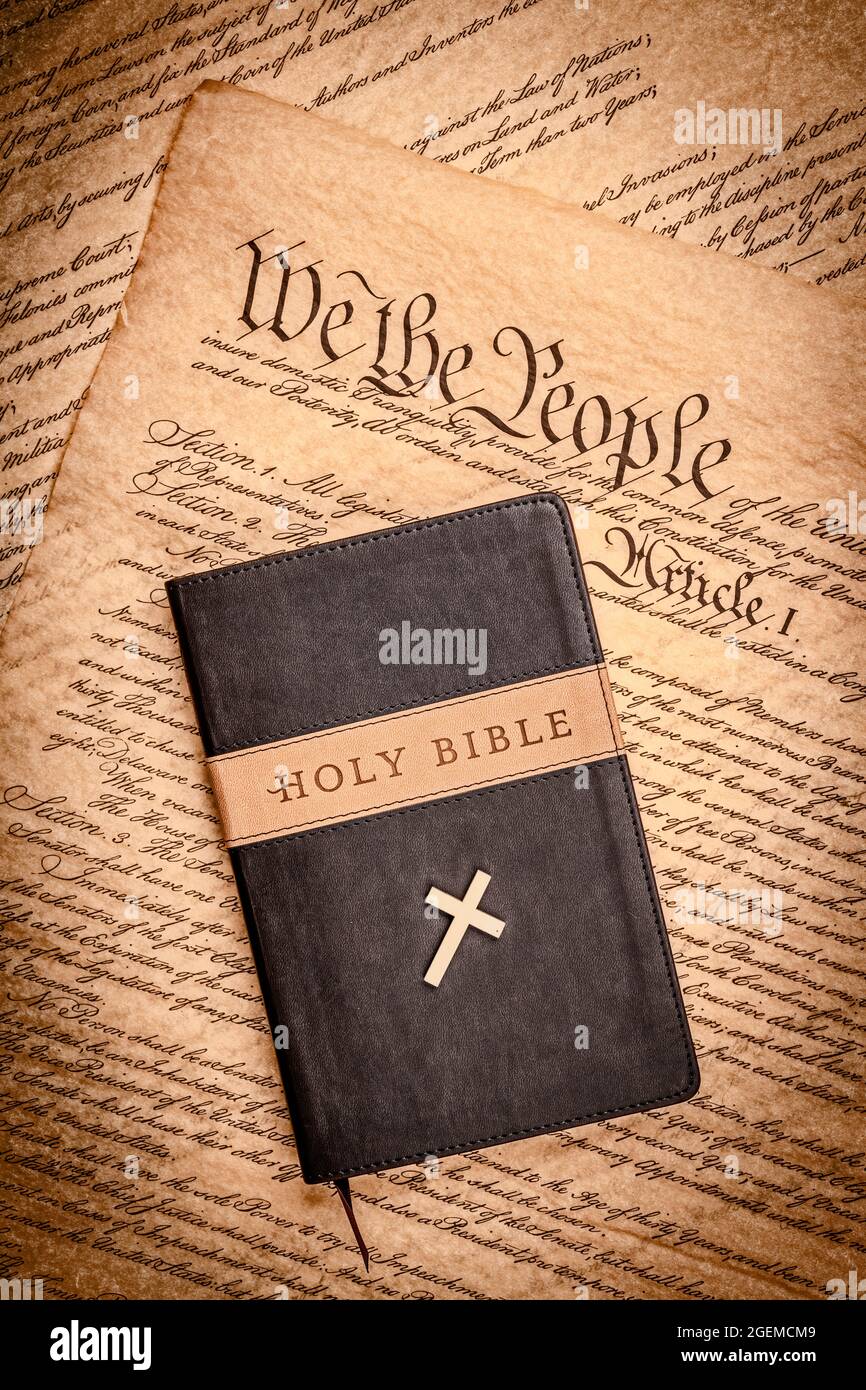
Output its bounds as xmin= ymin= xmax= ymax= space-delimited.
xmin=1 ymin=83 xmax=864 ymax=1300
xmin=2 ymin=0 xmax=865 ymax=619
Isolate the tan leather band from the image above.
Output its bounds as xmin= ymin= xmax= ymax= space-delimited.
xmin=208 ymin=665 xmax=624 ymax=847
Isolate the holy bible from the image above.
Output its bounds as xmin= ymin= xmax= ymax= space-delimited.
xmin=166 ymin=493 xmax=699 ymax=1214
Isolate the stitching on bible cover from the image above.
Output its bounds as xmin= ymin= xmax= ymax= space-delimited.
xmin=170 ymin=496 xmax=601 ymax=751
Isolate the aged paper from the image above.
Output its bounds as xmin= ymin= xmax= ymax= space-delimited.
xmin=0 ymin=83 xmax=864 ymax=1301
xmin=2 ymin=0 xmax=865 ymax=620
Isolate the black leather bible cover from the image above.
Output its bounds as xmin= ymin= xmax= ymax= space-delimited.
xmin=167 ymin=493 xmax=698 ymax=1184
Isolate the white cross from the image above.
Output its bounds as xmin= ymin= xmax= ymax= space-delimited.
xmin=424 ymin=870 xmax=505 ymax=987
